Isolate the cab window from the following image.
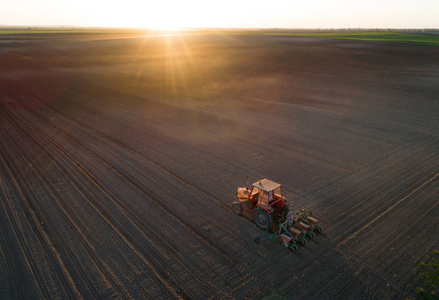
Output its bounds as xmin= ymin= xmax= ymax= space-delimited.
xmin=258 ymin=190 xmax=269 ymax=206
xmin=273 ymin=187 xmax=282 ymax=199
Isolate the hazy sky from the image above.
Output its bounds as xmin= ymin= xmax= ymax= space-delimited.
xmin=1 ymin=0 xmax=438 ymax=29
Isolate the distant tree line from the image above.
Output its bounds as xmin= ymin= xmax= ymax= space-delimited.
xmin=257 ymin=28 xmax=439 ymax=33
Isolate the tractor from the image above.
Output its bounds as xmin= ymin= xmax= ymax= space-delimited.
xmin=232 ymin=179 xmax=289 ymax=230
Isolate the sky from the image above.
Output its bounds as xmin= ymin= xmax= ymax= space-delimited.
xmin=1 ymin=0 xmax=438 ymax=29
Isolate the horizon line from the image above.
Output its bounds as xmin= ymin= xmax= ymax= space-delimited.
xmin=1 ymin=25 xmax=439 ymax=31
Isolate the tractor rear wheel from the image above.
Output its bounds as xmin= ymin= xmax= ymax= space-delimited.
xmin=232 ymin=202 xmax=243 ymax=215
xmin=253 ymin=208 xmax=274 ymax=230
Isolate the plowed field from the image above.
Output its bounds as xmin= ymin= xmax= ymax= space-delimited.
xmin=1 ymin=32 xmax=438 ymax=299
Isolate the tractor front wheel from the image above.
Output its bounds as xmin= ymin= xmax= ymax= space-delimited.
xmin=253 ymin=208 xmax=274 ymax=231
xmin=232 ymin=202 xmax=243 ymax=215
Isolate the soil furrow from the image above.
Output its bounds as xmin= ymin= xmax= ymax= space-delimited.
xmin=0 ymin=103 xmax=181 ymax=298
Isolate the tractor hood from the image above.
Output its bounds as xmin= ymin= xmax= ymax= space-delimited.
xmin=237 ymin=187 xmax=249 ymax=199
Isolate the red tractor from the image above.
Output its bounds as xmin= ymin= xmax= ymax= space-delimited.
xmin=232 ymin=179 xmax=289 ymax=230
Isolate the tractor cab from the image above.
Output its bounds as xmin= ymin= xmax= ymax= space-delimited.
xmin=251 ymin=179 xmax=284 ymax=210
xmin=234 ymin=179 xmax=288 ymax=230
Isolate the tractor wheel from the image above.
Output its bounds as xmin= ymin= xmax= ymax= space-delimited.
xmin=253 ymin=208 xmax=274 ymax=231
xmin=316 ymin=226 xmax=323 ymax=233
xmin=308 ymin=231 xmax=315 ymax=239
xmin=232 ymin=202 xmax=243 ymax=216
xmin=290 ymin=244 xmax=298 ymax=252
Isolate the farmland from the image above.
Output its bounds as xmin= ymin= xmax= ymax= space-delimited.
xmin=262 ymin=31 xmax=439 ymax=47
xmin=0 ymin=31 xmax=438 ymax=298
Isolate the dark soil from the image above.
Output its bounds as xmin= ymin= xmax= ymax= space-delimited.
xmin=0 ymin=32 xmax=438 ymax=299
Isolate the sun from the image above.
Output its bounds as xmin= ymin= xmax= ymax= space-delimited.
xmin=98 ymin=1 xmax=200 ymax=29
xmin=87 ymin=0 xmax=233 ymax=29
